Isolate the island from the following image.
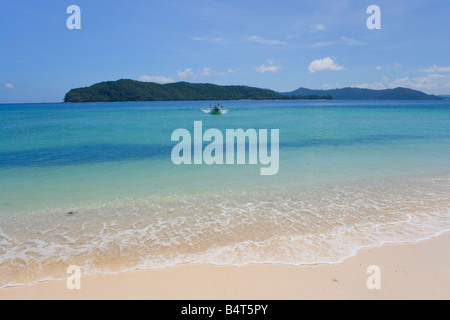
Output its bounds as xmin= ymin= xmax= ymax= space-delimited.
xmin=283 ymin=86 xmax=442 ymax=100
xmin=63 ymin=79 xmax=441 ymax=102
xmin=63 ymin=79 xmax=331 ymax=102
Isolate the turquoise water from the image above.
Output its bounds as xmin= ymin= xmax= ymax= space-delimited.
xmin=0 ymin=100 xmax=449 ymax=287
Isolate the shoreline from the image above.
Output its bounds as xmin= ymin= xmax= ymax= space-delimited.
xmin=1 ymin=232 xmax=449 ymax=299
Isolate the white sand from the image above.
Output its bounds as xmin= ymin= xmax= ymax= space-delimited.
xmin=1 ymin=232 xmax=449 ymax=300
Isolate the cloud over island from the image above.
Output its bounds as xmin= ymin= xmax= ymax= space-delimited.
xmin=308 ymin=57 xmax=344 ymax=73
xmin=138 ymin=75 xmax=174 ymax=83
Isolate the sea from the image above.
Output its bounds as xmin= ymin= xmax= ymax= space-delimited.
xmin=0 ymin=100 xmax=449 ymax=288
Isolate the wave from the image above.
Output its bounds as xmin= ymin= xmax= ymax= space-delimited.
xmin=0 ymin=174 xmax=448 ymax=289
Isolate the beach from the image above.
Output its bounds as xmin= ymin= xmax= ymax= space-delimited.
xmin=1 ymin=232 xmax=449 ymax=299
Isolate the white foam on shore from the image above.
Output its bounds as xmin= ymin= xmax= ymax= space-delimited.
xmin=0 ymin=174 xmax=448 ymax=289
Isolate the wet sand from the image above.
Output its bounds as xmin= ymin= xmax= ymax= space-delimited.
xmin=1 ymin=232 xmax=449 ymax=300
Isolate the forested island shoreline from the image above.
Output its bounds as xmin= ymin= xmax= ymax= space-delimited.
xmin=63 ymin=79 xmax=441 ymax=102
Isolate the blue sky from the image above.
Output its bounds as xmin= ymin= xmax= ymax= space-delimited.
xmin=1 ymin=0 xmax=449 ymax=102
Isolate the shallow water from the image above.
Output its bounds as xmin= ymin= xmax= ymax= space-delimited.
xmin=0 ymin=100 xmax=449 ymax=287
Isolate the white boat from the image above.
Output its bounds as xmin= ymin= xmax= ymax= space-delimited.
xmin=202 ymin=102 xmax=228 ymax=114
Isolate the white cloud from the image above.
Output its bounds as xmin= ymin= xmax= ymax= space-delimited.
xmin=352 ymin=76 xmax=390 ymax=90
xmin=175 ymin=67 xmax=234 ymax=78
xmin=391 ymin=74 xmax=450 ymax=92
xmin=312 ymin=24 xmax=326 ymax=32
xmin=190 ymin=36 xmax=226 ymax=44
xmin=255 ymin=60 xmax=281 ymax=74
xmin=308 ymin=57 xmax=344 ymax=73
xmin=287 ymin=34 xmax=300 ymax=40
xmin=177 ymin=69 xmax=194 ymax=79
xmin=248 ymin=35 xmax=286 ymax=46
xmin=375 ymin=63 xmax=400 ymax=70
xmin=309 ymin=36 xmax=366 ymax=48
xmin=200 ymin=67 xmax=234 ymax=76
xmin=340 ymin=36 xmax=367 ymax=46
xmin=309 ymin=41 xmax=336 ymax=48
xmin=4 ymin=83 xmax=14 ymax=89
xmin=420 ymin=64 xmax=450 ymax=73
xmin=200 ymin=67 xmax=212 ymax=76
xmin=216 ymin=68 xmax=234 ymax=76
xmin=138 ymin=75 xmax=174 ymax=83
xmin=352 ymin=74 xmax=450 ymax=94
xmin=190 ymin=37 xmax=205 ymax=41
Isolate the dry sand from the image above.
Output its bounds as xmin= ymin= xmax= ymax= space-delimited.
xmin=1 ymin=232 xmax=449 ymax=300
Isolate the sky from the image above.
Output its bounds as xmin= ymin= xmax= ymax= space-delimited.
xmin=1 ymin=0 xmax=449 ymax=103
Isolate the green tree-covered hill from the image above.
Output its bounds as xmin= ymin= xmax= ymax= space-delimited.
xmin=64 ymin=79 xmax=291 ymax=102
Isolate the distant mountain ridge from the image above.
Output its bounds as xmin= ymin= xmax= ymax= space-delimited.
xmin=64 ymin=79 xmax=442 ymax=102
xmin=283 ymin=86 xmax=442 ymax=100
